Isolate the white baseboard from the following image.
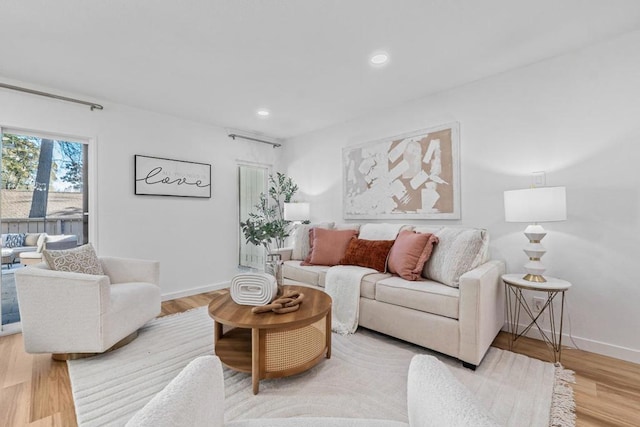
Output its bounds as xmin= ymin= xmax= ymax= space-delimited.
xmin=161 ymin=281 xmax=230 ymax=302
xmin=502 ymin=323 xmax=640 ymax=365
xmin=0 ymin=321 xmax=22 ymax=336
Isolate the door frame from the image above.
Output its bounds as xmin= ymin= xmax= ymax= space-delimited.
xmin=237 ymin=160 xmax=272 ymax=269
xmin=0 ymin=125 xmax=98 ymax=334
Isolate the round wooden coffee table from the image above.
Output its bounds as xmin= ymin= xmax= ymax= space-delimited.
xmin=208 ymin=285 xmax=332 ymax=394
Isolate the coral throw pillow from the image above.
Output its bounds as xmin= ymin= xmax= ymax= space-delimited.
xmin=302 ymin=228 xmax=358 ymax=266
xmin=339 ymin=238 xmax=395 ymax=272
xmin=388 ymin=230 xmax=439 ymax=281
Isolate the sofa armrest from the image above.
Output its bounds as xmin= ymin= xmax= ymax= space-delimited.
xmin=126 ymin=356 xmax=225 ymax=427
xmin=271 ymin=247 xmax=292 ymax=262
xmin=407 ymin=355 xmax=500 ymax=427
xmin=458 ymin=260 xmax=506 ymax=366
xmin=14 ymin=267 xmax=111 ymax=353
xmin=100 ymin=256 xmax=160 ymax=285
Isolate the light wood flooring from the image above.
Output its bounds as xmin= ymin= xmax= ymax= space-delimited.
xmin=1 ymin=291 xmax=638 ymax=426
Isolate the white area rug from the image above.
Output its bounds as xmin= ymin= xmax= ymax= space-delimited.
xmin=67 ymin=307 xmax=575 ymax=427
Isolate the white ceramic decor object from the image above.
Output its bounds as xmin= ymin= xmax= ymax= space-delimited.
xmin=230 ymin=273 xmax=278 ymax=306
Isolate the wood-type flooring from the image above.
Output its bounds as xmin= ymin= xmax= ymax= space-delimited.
xmin=1 ymin=291 xmax=638 ymax=426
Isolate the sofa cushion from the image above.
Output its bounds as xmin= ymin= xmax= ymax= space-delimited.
xmin=23 ymin=233 xmax=43 ymax=247
xmin=303 ymin=228 xmax=358 ymax=266
xmin=358 ymin=223 xmax=405 ymax=240
xmin=375 ymin=276 xmax=460 ymax=319
xmin=291 ymin=222 xmax=334 ymax=260
xmin=43 ymin=243 xmax=105 ymax=275
xmin=359 ymin=273 xmax=391 ymax=300
xmin=388 ymin=230 xmax=439 ymax=281
xmin=45 ymin=234 xmax=79 ymax=250
xmin=313 ymin=268 xmax=386 ymax=299
xmin=283 ymin=261 xmax=329 ymax=287
xmin=18 ymin=251 xmax=41 ymax=259
xmin=339 ymin=238 xmax=395 ymax=272
xmin=422 ymin=227 xmax=489 ymax=288
xmin=334 ymin=223 xmax=361 ymax=232
xmin=14 ymin=247 xmax=38 ymax=256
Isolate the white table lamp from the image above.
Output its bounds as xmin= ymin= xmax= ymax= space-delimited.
xmin=504 ymin=186 xmax=566 ymax=283
xmin=283 ymin=202 xmax=310 ymax=222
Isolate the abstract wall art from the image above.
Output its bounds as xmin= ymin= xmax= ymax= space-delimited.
xmin=343 ymin=122 xmax=460 ymax=219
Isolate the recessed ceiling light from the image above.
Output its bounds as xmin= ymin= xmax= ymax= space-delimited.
xmin=256 ymin=109 xmax=270 ymax=117
xmin=370 ymin=51 xmax=389 ymax=66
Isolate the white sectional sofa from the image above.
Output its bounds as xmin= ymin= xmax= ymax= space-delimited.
xmin=281 ymin=223 xmax=506 ymax=369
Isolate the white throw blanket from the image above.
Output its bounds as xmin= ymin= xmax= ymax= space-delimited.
xmin=359 ymin=223 xmax=404 ymax=240
xmin=325 ymin=265 xmax=376 ymax=335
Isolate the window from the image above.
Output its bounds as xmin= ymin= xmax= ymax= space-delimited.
xmin=238 ymin=163 xmax=269 ymax=269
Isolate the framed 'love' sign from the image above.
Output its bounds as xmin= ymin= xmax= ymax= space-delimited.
xmin=134 ymin=155 xmax=211 ymax=198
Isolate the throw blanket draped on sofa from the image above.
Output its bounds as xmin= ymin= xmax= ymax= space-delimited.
xmin=325 ymin=265 xmax=376 ymax=335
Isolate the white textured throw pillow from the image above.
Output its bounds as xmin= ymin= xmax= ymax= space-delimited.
xmin=43 ymin=243 xmax=105 ymax=275
xmin=358 ymin=223 xmax=405 ymax=240
xmin=423 ymin=227 xmax=489 ymax=288
xmin=290 ymin=222 xmax=334 ymax=260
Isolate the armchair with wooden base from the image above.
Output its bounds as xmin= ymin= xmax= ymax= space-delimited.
xmin=14 ymin=256 xmax=160 ymax=360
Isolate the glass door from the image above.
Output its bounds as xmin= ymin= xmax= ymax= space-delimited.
xmin=0 ymin=129 xmax=89 ymax=332
xmin=238 ymin=163 xmax=269 ymax=269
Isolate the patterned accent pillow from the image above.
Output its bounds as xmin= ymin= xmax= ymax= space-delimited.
xmin=4 ymin=233 xmax=25 ymax=248
xmin=339 ymin=238 xmax=395 ymax=272
xmin=43 ymin=243 xmax=104 ymax=275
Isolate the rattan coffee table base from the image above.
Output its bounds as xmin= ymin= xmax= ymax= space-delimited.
xmin=209 ymin=286 xmax=332 ymax=394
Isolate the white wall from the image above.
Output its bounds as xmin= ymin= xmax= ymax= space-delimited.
xmin=0 ymin=79 xmax=280 ymax=298
xmin=283 ymin=30 xmax=640 ymax=363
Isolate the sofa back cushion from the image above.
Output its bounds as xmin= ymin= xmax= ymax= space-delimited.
xmin=422 ymin=227 xmax=489 ymax=288
xmin=388 ymin=230 xmax=439 ymax=281
xmin=339 ymin=238 xmax=395 ymax=272
xmin=24 ymin=233 xmax=43 ymax=247
xmin=302 ymin=228 xmax=358 ymax=266
xmin=358 ymin=223 xmax=406 ymax=241
xmin=290 ymin=222 xmax=334 ymax=260
xmin=334 ymin=223 xmax=361 ymax=232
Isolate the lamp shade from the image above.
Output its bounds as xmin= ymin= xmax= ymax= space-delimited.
xmin=283 ymin=202 xmax=310 ymax=221
xmin=504 ymin=187 xmax=566 ymax=223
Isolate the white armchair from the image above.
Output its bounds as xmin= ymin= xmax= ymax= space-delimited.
xmin=15 ymin=256 xmax=161 ymax=360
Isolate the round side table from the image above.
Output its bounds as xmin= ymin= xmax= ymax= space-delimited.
xmin=502 ymin=274 xmax=571 ymax=363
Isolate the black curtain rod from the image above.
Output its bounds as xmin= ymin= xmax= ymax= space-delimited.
xmin=228 ymin=133 xmax=281 ymax=148
xmin=0 ymin=82 xmax=104 ymax=111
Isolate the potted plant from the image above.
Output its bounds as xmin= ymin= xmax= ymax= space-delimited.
xmin=240 ymin=172 xmax=299 ymax=253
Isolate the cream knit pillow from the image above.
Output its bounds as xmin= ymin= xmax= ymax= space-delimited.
xmin=423 ymin=227 xmax=489 ymax=287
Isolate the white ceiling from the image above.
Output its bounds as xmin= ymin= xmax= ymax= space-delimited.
xmin=2 ymin=1 xmax=640 ymax=139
